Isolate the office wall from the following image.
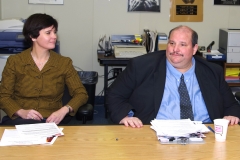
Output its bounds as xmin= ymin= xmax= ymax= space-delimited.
xmin=0 ymin=0 xmax=1 ymax=18
xmin=1 ymin=0 xmax=240 ymax=95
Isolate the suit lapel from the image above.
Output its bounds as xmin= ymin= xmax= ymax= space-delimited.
xmin=41 ymin=51 xmax=58 ymax=73
xmin=154 ymin=57 xmax=166 ymax=117
xmin=195 ymin=60 xmax=214 ymax=118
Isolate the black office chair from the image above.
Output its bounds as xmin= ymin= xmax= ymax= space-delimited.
xmin=62 ymin=84 xmax=93 ymax=124
xmin=67 ymin=71 xmax=98 ymax=124
xmin=235 ymin=92 xmax=240 ymax=103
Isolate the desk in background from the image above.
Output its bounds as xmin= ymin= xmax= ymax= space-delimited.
xmin=0 ymin=124 xmax=240 ymax=159
xmin=98 ymin=53 xmax=130 ymax=118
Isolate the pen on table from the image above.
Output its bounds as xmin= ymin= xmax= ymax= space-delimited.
xmin=208 ymin=126 xmax=215 ymax=133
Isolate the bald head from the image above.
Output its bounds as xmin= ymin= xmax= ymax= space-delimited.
xmin=168 ymin=25 xmax=198 ymax=47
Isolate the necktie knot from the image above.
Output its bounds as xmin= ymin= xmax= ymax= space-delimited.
xmin=180 ymin=74 xmax=184 ymax=81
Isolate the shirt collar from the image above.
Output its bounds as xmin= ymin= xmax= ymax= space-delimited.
xmin=166 ymin=57 xmax=195 ymax=81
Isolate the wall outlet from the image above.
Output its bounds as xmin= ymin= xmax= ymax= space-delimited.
xmin=198 ymin=46 xmax=206 ymax=51
xmin=113 ymin=68 xmax=122 ymax=77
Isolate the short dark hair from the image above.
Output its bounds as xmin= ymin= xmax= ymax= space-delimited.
xmin=168 ymin=25 xmax=198 ymax=47
xmin=22 ymin=13 xmax=58 ymax=46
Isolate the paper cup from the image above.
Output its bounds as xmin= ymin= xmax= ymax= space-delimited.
xmin=213 ymin=119 xmax=229 ymax=142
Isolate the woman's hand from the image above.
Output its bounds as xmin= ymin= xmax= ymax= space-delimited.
xmin=15 ymin=109 xmax=43 ymax=121
xmin=46 ymin=106 xmax=69 ymax=125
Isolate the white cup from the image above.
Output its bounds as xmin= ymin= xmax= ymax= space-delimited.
xmin=213 ymin=119 xmax=229 ymax=142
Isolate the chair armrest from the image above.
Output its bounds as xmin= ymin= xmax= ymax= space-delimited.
xmin=76 ymin=104 xmax=93 ymax=116
xmin=235 ymin=92 xmax=240 ymax=101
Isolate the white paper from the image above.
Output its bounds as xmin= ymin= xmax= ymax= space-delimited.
xmin=150 ymin=119 xmax=201 ymax=137
xmin=191 ymin=121 xmax=210 ymax=133
xmin=15 ymin=123 xmax=64 ymax=137
xmin=0 ymin=128 xmax=62 ymax=146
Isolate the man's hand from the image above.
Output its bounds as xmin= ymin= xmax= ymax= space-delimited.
xmin=15 ymin=109 xmax=43 ymax=121
xmin=119 ymin=116 xmax=143 ymax=128
xmin=46 ymin=107 xmax=69 ymax=125
xmin=223 ymin=116 xmax=239 ymax=125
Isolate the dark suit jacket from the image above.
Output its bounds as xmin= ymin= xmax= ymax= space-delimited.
xmin=107 ymin=50 xmax=240 ymax=124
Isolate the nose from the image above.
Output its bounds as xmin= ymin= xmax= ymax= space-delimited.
xmin=51 ymin=32 xmax=57 ymax=39
xmin=173 ymin=44 xmax=180 ymax=52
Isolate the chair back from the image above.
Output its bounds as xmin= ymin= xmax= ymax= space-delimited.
xmin=62 ymin=71 xmax=98 ymax=107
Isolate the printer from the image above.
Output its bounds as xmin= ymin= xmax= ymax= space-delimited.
xmin=218 ymin=28 xmax=240 ymax=63
xmin=0 ymin=18 xmax=60 ymax=54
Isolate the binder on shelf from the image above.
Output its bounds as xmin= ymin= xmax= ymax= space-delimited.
xmin=144 ymin=30 xmax=168 ymax=53
xmin=155 ymin=33 xmax=168 ymax=51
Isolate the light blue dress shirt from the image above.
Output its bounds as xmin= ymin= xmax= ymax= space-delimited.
xmin=156 ymin=58 xmax=211 ymax=123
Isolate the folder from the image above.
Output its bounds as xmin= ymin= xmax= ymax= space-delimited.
xmin=202 ymin=50 xmax=226 ymax=61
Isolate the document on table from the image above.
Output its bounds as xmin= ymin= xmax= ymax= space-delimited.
xmin=150 ymin=119 xmax=209 ymax=137
xmin=0 ymin=123 xmax=64 ymax=146
xmin=15 ymin=122 xmax=64 ymax=137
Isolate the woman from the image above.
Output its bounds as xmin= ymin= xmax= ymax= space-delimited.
xmin=0 ymin=13 xmax=88 ymax=125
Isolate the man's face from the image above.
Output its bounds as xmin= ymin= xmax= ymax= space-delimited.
xmin=166 ymin=27 xmax=198 ymax=72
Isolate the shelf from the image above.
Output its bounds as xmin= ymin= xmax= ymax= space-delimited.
xmin=224 ymin=63 xmax=240 ymax=87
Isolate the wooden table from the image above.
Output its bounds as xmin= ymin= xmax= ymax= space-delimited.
xmin=0 ymin=124 xmax=239 ymax=160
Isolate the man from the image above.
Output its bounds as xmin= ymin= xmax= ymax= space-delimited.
xmin=107 ymin=25 xmax=240 ymax=128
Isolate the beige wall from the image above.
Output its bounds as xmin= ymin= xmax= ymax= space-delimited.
xmin=0 ymin=0 xmax=1 ymax=18
xmin=1 ymin=0 xmax=240 ymax=95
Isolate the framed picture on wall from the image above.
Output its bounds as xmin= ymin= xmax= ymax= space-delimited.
xmin=170 ymin=0 xmax=203 ymax=22
xmin=29 ymin=0 xmax=64 ymax=5
xmin=128 ymin=0 xmax=160 ymax=12
xmin=214 ymin=0 xmax=240 ymax=5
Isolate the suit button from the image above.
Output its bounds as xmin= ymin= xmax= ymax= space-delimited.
xmin=36 ymin=75 xmax=42 ymax=79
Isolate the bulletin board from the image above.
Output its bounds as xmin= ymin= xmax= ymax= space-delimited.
xmin=170 ymin=0 xmax=203 ymax=22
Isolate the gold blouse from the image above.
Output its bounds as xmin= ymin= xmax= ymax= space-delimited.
xmin=0 ymin=48 xmax=88 ymax=119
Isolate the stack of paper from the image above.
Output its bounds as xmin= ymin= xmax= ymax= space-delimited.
xmin=0 ymin=123 xmax=63 ymax=146
xmin=150 ymin=119 xmax=210 ymax=144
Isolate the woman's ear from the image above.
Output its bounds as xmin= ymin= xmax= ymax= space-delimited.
xmin=30 ymin=36 xmax=36 ymax=41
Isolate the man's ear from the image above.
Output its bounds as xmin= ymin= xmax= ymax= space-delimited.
xmin=193 ymin=44 xmax=198 ymax=55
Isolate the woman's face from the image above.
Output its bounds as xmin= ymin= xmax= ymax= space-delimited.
xmin=32 ymin=25 xmax=57 ymax=50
